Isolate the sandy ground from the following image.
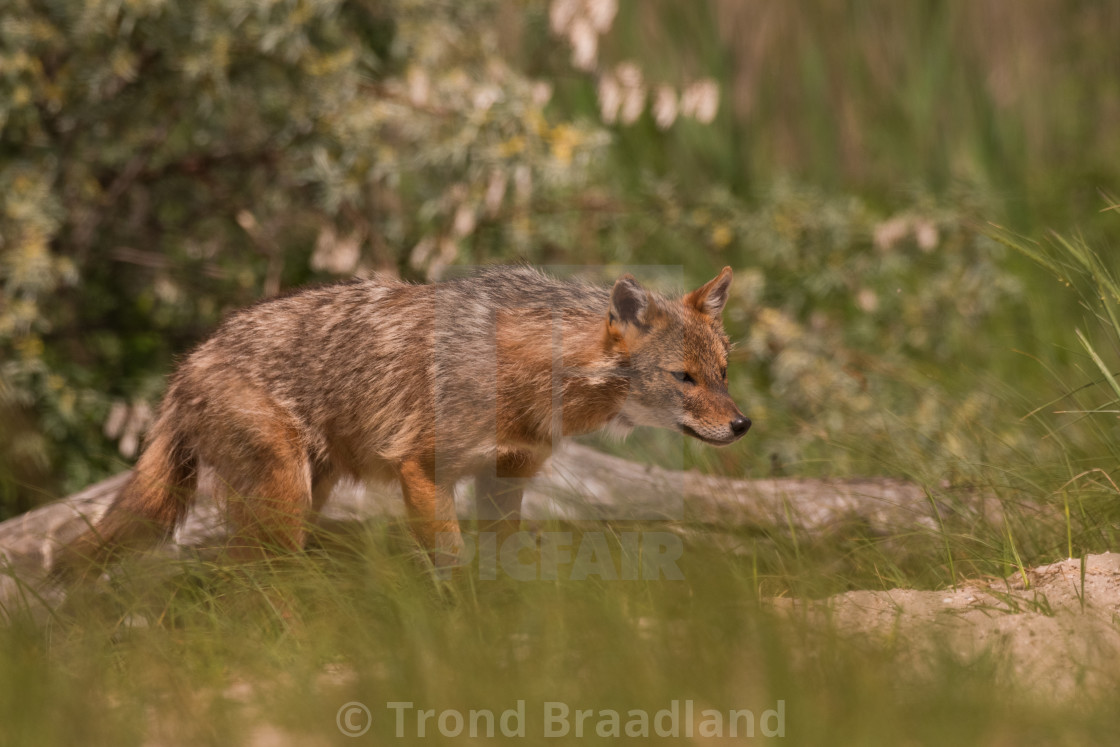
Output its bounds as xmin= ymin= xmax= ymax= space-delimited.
xmin=773 ymin=553 xmax=1120 ymax=699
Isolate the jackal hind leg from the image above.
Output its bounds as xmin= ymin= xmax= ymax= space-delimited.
xmin=302 ymin=466 xmax=346 ymax=552
xmin=213 ymin=421 xmax=313 ymax=563
xmin=395 ymin=459 xmax=462 ymax=572
xmin=310 ymin=467 xmax=341 ymax=515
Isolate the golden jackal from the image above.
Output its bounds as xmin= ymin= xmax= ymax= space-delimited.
xmin=55 ymin=266 xmax=749 ymax=576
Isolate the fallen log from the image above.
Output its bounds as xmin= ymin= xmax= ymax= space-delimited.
xmin=0 ymin=443 xmax=997 ymax=588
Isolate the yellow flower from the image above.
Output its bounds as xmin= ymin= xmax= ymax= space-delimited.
xmin=548 ymin=124 xmax=581 ymax=166
xmin=710 ymin=223 xmax=733 ymax=250
xmin=15 ymin=335 xmax=44 ymax=360
xmin=499 ymin=135 xmax=526 ymax=157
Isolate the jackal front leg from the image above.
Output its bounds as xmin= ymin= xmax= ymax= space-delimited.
xmin=474 ymin=449 xmax=544 ymax=543
xmin=396 ymin=459 xmax=463 ymax=571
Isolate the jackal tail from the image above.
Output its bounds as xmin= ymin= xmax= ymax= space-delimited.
xmin=50 ymin=419 xmax=197 ymax=584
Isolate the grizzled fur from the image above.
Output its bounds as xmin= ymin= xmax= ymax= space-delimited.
xmin=54 ymin=266 xmax=749 ymax=576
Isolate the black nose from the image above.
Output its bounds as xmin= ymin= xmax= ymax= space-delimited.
xmin=730 ymin=416 xmax=751 ymax=436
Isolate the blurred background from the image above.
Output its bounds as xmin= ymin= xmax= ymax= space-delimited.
xmin=3 ymin=0 xmax=1120 ymax=517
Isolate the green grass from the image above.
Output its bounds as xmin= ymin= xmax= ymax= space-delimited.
xmin=3 ymin=514 xmax=1119 ymax=746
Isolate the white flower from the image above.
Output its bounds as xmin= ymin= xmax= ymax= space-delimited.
xmin=472 ymin=85 xmax=501 ymax=112
xmin=586 ymin=0 xmax=618 ymax=33
xmin=410 ymin=236 xmax=436 ymax=269
xmin=615 ymin=62 xmax=645 ymax=125
xmin=914 ymin=219 xmax=939 ymax=252
xmin=311 ymin=226 xmax=361 ymax=274
xmin=452 ymin=204 xmax=476 ymax=238
xmin=619 ymin=87 xmax=644 ymax=125
xmin=531 ymin=80 xmax=553 ymax=107
xmin=680 ymin=79 xmax=720 ymax=123
xmin=874 ymin=216 xmax=909 ymax=251
xmin=484 ymin=169 xmax=508 ymax=217
xmin=550 ymin=0 xmax=579 ymax=34
xmin=569 ymin=18 xmax=598 ymax=71
xmin=856 ymin=288 xmax=879 ymax=313
xmin=652 ymin=85 xmax=678 ymax=129
xmin=407 ymin=67 xmax=430 ymax=107
xmin=597 ymin=72 xmax=621 ymax=124
xmin=615 ymin=61 xmax=642 ymax=88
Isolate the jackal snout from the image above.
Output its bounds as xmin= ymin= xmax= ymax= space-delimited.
xmin=680 ymin=395 xmax=751 ymax=445
xmin=730 ymin=415 xmax=751 ymax=436
xmin=708 ymin=385 xmax=751 ymax=443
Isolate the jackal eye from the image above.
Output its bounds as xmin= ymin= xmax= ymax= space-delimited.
xmin=672 ymin=371 xmax=696 ymax=385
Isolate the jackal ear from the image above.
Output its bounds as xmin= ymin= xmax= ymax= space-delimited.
xmin=684 ymin=266 xmax=733 ymax=319
xmin=608 ymin=274 xmax=649 ymax=329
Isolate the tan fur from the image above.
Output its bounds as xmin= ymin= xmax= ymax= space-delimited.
xmin=52 ymin=266 xmax=749 ymax=579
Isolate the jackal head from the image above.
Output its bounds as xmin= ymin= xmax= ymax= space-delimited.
xmin=607 ymin=267 xmax=751 ymax=446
